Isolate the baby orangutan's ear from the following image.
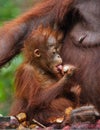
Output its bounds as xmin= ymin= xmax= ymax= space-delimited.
xmin=34 ymin=49 xmax=41 ymax=57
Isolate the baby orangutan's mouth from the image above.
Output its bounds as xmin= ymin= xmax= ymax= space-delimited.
xmin=56 ymin=64 xmax=63 ymax=74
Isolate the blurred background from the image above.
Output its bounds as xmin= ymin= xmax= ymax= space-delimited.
xmin=0 ymin=0 xmax=40 ymax=115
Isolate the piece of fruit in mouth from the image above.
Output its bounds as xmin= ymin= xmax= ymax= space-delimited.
xmin=56 ymin=64 xmax=63 ymax=73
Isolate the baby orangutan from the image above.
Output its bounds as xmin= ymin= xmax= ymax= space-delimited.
xmin=10 ymin=25 xmax=80 ymax=128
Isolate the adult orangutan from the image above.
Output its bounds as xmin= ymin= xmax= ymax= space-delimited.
xmin=0 ymin=0 xmax=100 ymax=122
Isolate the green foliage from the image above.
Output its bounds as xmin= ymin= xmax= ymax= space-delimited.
xmin=0 ymin=55 xmax=23 ymax=115
xmin=0 ymin=0 xmax=21 ymax=22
